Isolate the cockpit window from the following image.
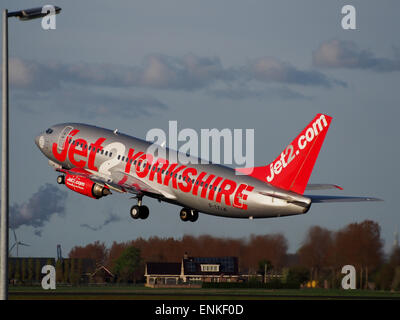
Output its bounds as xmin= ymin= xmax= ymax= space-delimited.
xmin=45 ymin=128 xmax=53 ymax=134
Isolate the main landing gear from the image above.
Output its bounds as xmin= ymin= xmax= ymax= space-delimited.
xmin=130 ymin=196 xmax=149 ymax=220
xmin=180 ymin=208 xmax=198 ymax=222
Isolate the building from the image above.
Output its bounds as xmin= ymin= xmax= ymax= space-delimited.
xmin=145 ymin=255 xmax=239 ymax=287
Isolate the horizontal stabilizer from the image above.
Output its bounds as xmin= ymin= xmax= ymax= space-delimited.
xmin=308 ymin=195 xmax=383 ymax=203
xmin=306 ymin=184 xmax=343 ymax=191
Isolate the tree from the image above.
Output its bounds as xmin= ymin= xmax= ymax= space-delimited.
xmin=334 ymin=220 xmax=383 ymax=289
xmin=35 ymin=259 xmax=41 ymax=283
xmin=27 ymin=259 xmax=34 ymax=285
xmin=14 ymin=259 xmax=20 ymax=283
xmin=69 ymin=241 xmax=108 ymax=265
xmin=56 ymin=259 xmax=64 ymax=283
xmin=70 ymin=258 xmax=80 ymax=285
xmin=63 ymin=259 xmax=70 ymax=284
xmin=298 ymin=226 xmax=333 ymax=281
xmin=113 ymin=246 xmax=142 ymax=283
xmin=21 ymin=259 xmax=27 ymax=283
xmin=286 ymin=266 xmax=310 ymax=286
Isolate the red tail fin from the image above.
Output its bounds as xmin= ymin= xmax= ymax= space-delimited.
xmin=236 ymin=114 xmax=332 ymax=195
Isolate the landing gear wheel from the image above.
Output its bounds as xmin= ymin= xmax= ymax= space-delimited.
xmin=180 ymin=208 xmax=190 ymax=222
xmin=130 ymin=205 xmax=141 ymax=219
xmin=139 ymin=205 xmax=149 ymax=219
xmin=57 ymin=175 xmax=65 ymax=184
xmin=189 ymin=210 xmax=198 ymax=222
xmin=130 ymin=205 xmax=149 ymax=220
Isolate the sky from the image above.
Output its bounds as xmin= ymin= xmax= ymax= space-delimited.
xmin=1 ymin=0 xmax=399 ymax=258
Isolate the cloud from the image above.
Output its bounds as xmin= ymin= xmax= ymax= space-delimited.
xmin=245 ymin=57 xmax=343 ymax=88
xmin=80 ymin=213 xmax=121 ymax=231
xmin=9 ymin=183 xmax=67 ymax=235
xmin=9 ymin=54 xmax=232 ymax=92
xmin=313 ymin=39 xmax=400 ymax=72
xmin=12 ymin=86 xmax=168 ymax=118
xmin=9 ymin=53 xmax=344 ymax=97
xmin=209 ymin=86 xmax=311 ymax=101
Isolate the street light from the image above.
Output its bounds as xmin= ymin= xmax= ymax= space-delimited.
xmin=1 ymin=6 xmax=61 ymax=301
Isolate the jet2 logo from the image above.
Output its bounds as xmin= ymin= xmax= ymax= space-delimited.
xmin=266 ymin=114 xmax=329 ymax=183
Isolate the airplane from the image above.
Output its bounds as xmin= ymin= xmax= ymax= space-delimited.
xmin=34 ymin=113 xmax=381 ymax=222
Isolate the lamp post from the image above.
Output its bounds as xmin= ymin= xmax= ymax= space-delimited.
xmin=1 ymin=6 xmax=61 ymax=301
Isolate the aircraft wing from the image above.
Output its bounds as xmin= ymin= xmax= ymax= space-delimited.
xmin=306 ymin=184 xmax=343 ymax=191
xmin=307 ymin=195 xmax=383 ymax=203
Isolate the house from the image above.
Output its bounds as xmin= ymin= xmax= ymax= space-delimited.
xmin=145 ymin=255 xmax=239 ymax=287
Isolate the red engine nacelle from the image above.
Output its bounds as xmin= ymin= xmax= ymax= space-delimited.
xmin=64 ymin=174 xmax=110 ymax=199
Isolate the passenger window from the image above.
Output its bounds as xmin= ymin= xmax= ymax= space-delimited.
xmin=109 ymin=152 xmax=112 ymax=157
xmin=122 ymin=156 xmax=125 ymax=161
xmin=118 ymin=155 xmax=120 ymax=160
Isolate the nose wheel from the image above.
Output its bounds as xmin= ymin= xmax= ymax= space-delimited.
xmin=180 ymin=208 xmax=198 ymax=222
xmin=130 ymin=195 xmax=149 ymax=220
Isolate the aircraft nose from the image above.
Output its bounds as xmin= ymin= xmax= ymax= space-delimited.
xmin=35 ymin=134 xmax=45 ymax=149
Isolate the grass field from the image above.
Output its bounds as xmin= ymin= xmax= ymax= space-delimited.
xmin=8 ymin=285 xmax=400 ymax=300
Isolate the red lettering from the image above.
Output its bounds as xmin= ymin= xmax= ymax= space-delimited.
xmin=178 ymin=167 xmax=197 ymax=193
xmin=233 ymin=184 xmax=254 ymax=210
xmin=136 ymin=153 xmax=152 ymax=178
xmin=200 ymin=174 xmax=216 ymax=198
xmin=208 ymin=177 xmax=223 ymax=201
xmin=149 ymin=158 xmax=169 ymax=183
xmin=192 ymin=171 xmax=207 ymax=196
xmin=52 ymin=129 xmax=79 ymax=162
xmin=216 ymin=179 xmax=237 ymax=206
xmin=124 ymin=148 xmax=136 ymax=173
xmin=163 ymin=163 xmax=186 ymax=189
xmin=88 ymin=137 xmax=106 ymax=171
xmin=68 ymin=138 xmax=88 ymax=168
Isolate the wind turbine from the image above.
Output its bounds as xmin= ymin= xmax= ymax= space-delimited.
xmin=9 ymin=229 xmax=29 ymax=257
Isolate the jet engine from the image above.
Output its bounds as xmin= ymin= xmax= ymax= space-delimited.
xmin=64 ymin=174 xmax=110 ymax=199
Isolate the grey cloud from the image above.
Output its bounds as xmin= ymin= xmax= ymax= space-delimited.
xmin=10 ymin=54 xmax=232 ymax=92
xmin=9 ymin=183 xmax=67 ymax=235
xmin=12 ymin=87 xmax=168 ymax=118
xmin=10 ymin=54 xmax=343 ymax=95
xmin=80 ymin=213 xmax=121 ymax=231
xmin=209 ymin=86 xmax=311 ymax=101
xmin=313 ymin=39 xmax=400 ymax=72
xmin=245 ymin=57 xmax=343 ymax=88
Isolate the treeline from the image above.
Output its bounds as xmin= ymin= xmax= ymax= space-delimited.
xmin=69 ymin=233 xmax=288 ymax=274
xmin=8 ymin=258 xmax=54 ymax=285
xmin=68 ymin=220 xmax=400 ymax=289
xmin=297 ymin=220 xmax=400 ymax=290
